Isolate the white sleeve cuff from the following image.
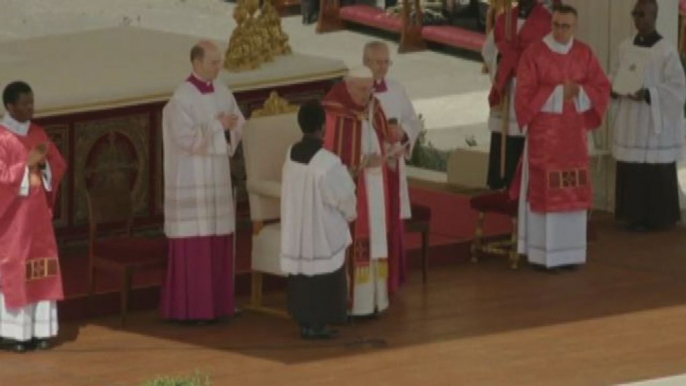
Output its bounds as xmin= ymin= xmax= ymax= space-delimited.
xmin=541 ymin=85 xmax=565 ymax=114
xmin=42 ymin=162 xmax=53 ymax=192
xmin=19 ymin=167 xmax=29 ymax=197
xmin=575 ymin=86 xmax=591 ymax=113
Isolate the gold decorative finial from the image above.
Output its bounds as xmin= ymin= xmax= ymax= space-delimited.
xmin=224 ymin=0 xmax=292 ymax=72
xmin=251 ymin=91 xmax=299 ymax=118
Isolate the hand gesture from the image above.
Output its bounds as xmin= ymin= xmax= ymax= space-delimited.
xmin=218 ymin=113 xmax=239 ymax=131
xmin=628 ymin=89 xmax=648 ymax=102
xmin=563 ymin=81 xmax=580 ymax=101
xmin=388 ymin=123 xmax=405 ymax=144
xmin=363 ymin=153 xmax=383 ymax=169
xmin=29 ymin=171 xmax=42 ymax=188
xmin=27 ymin=142 xmax=48 ymax=167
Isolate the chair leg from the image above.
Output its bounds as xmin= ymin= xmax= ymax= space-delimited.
xmin=88 ymin=267 xmax=97 ymax=297
xmin=251 ymin=272 xmax=263 ymax=308
xmin=121 ymin=268 xmax=134 ymax=327
xmin=509 ymin=217 xmax=519 ymax=270
xmin=421 ymin=228 xmax=429 ymax=284
xmin=471 ymin=212 xmax=485 ymax=263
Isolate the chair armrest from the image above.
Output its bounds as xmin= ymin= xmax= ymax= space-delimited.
xmin=247 ymin=179 xmax=282 ymax=199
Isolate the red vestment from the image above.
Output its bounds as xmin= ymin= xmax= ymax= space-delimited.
xmin=511 ymin=39 xmax=611 ymax=212
xmin=0 ymin=124 xmax=67 ymax=309
xmin=489 ymin=2 xmax=552 ymax=107
xmin=322 ymin=83 xmax=391 ymax=303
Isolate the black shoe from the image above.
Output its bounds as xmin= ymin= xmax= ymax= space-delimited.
xmin=11 ymin=342 xmax=28 ymax=353
xmin=302 ymin=326 xmax=338 ymax=340
xmin=530 ymin=264 xmax=563 ymax=274
xmin=34 ymin=339 xmax=50 ymax=350
xmin=299 ymin=323 xmax=310 ymax=338
xmin=627 ymin=222 xmax=649 ymax=232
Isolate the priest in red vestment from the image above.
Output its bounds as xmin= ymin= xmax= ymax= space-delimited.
xmin=485 ymin=0 xmax=552 ymax=190
xmin=322 ymin=66 xmax=393 ymax=317
xmin=0 ymin=81 xmax=67 ymax=352
xmin=511 ymin=5 xmax=611 ymax=270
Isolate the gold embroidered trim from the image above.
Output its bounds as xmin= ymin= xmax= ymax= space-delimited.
xmin=547 ymin=168 xmax=589 ymax=189
xmin=353 ymin=260 xmax=388 ymax=284
xmin=25 ymin=258 xmax=59 ymax=282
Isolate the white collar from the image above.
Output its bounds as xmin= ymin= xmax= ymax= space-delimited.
xmin=1 ymin=114 xmax=30 ymax=136
xmin=544 ymin=33 xmax=574 ymax=55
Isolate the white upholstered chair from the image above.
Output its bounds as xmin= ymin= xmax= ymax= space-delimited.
xmin=242 ymin=91 xmax=301 ymax=317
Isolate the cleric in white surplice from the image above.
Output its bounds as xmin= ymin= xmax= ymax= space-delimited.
xmin=611 ymin=0 xmax=686 ymax=231
xmin=280 ymin=100 xmax=356 ymax=340
xmin=161 ymin=40 xmax=245 ymax=322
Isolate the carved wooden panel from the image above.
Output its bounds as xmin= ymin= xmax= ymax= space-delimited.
xmin=45 ymin=124 xmax=70 ymax=228
xmin=73 ymin=114 xmax=151 ymax=224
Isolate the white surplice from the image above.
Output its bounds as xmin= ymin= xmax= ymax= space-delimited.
xmin=517 ymin=35 xmax=591 ymax=268
xmin=350 ymin=100 xmax=390 ymax=316
xmin=162 ymin=76 xmax=245 ymax=238
xmin=611 ymin=38 xmax=686 ymax=164
xmin=0 ymin=114 xmax=58 ymax=341
xmin=280 ymin=148 xmax=357 ymax=276
xmin=0 ymin=294 xmax=57 ymax=342
xmin=373 ymin=78 xmax=421 ymax=219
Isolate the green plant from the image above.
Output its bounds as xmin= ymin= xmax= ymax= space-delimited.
xmin=141 ymin=372 xmax=211 ymax=386
xmin=407 ymin=114 xmax=450 ymax=172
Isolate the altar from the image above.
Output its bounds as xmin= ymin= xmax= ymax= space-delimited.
xmin=0 ymin=26 xmax=347 ymax=240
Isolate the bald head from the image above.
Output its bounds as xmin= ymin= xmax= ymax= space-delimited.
xmin=363 ymin=41 xmax=391 ymax=80
xmin=190 ymin=40 xmax=222 ymax=81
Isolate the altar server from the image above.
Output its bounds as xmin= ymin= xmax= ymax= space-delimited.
xmin=612 ymin=0 xmax=686 ymax=231
xmin=281 ymin=100 xmax=356 ymax=339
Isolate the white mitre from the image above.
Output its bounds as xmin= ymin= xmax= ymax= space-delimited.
xmin=346 ymin=65 xmax=374 ymax=80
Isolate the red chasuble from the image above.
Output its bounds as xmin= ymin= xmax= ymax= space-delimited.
xmin=0 ymin=124 xmax=67 ymax=309
xmin=322 ymin=82 xmax=391 ymax=277
xmin=489 ymin=2 xmax=552 ymax=107
xmin=511 ymin=40 xmax=611 ymax=213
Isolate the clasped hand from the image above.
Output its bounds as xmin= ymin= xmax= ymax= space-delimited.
xmin=27 ymin=142 xmax=48 ymax=168
xmin=563 ymin=81 xmax=580 ymax=101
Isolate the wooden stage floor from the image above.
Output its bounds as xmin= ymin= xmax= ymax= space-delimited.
xmin=3 ymin=215 xmax=686 ymax=386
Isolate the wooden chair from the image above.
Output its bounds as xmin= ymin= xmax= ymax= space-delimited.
xmin=405 ymin=203 xmax=431 ymax=283
xmin=469 ymin=191 xmax=519 ymax=269
xmin=86 ymin=184 xmax=167 ymax=326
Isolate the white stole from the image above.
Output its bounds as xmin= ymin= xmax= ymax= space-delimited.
xmin=362 ymin=101 xmax=388 ymax=260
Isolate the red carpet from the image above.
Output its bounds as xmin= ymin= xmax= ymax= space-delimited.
xmin=57 ymin=184 xmax=512 ymax=320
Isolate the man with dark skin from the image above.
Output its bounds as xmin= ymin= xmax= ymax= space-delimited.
xmin=0 ymin=81 xmax=67 ymax=352
xmin=611 ymin=0 xmax=686 ymax=231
